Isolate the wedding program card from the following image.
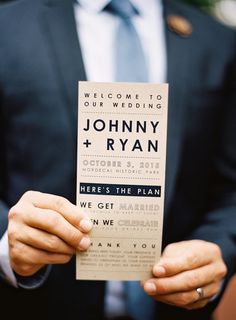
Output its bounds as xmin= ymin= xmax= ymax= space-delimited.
xmin=76 ymin=82 xmax=168 ymax=280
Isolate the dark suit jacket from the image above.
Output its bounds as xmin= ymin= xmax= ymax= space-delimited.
xmin=0 ymin=0 xmax=236 ymax=319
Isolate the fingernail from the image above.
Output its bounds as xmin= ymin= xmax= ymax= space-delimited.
xmin=80 ymin=219 xmax=93 ymax=232
xmin=78 ymin=237 xmax=91 ymax=250
xmin=144 ymin=282 xmax=156 ymax=294
xmin=153 ymin=265 xmax=166 ymax=276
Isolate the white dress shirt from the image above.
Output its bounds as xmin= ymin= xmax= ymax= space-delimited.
xmin=76 ymin=0 xmax=166 ymax=83
xmin=0 ymin=0 xmax=167 ymax=314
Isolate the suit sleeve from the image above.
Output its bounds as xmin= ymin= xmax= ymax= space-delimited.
xmin=0 ymin=86 xmax=13 ymax=285
xmin=0 ymin=88 xmax=9 ymax=238
xmin=188 ymin=33 xmax=236 ymax=280
xmin=0 ymin=201 xmax=9 ymax=237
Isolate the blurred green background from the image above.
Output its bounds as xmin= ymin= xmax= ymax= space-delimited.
xmin=185 ymin=0 xmax=236 ymax=27
xmin=184 ymin=0 xmax=216 ymax=10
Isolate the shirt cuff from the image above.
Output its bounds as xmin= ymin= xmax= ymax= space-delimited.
xmin=0 ymin=231 xmax=17 ymax=287
xmin=14 ymin=265 xmax=52 ymax=290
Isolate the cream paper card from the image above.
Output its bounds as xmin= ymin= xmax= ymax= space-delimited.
xmin=76 ymin=82 xmax=168 ymax=280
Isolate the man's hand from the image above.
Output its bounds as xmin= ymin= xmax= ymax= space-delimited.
xmin=142 ymin=240 xmax=227 ymax=310
xmin=8 ymin=191 xmax=93 ymax=277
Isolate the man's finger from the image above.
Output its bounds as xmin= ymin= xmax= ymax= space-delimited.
xmin=145 ymin=281 xmax=220 ymax=306
xmin=11 ymin=241 xmax=73 ymax=265
xmin=156 ymin=293 xmax=209 ymax=310
xmin=22 ymin=206 xmax=91 ymax=250
xmin=153 ymin=241 xmax=222 ymax=277
xmin=144 ymin=264 xmax=223 ymax=295
xmin=10 ymin=242 xmax=73 ymax=276
xmin=22 ymin=191 xmax=92 ymax=232
xmin=15 ymin=225 xmax=76 ymax=255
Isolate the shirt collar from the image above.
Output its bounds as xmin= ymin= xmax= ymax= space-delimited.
xmin=134 ymin=0 xmax=162 ymax=18
xmin=77 ymin=0 xmax=162 ymax=16
xmin=77 ymin=0 xmax=111 ymax=13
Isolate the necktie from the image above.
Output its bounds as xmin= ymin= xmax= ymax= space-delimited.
xmin=106 ymin=0 xmax=149 ymax=82
xmin=105 ymin=1 xmax=155 ymax=319
xmin=124 ymin=281 xmax=156 ymax=320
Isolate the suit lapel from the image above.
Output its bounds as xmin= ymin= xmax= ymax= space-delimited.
xmin=41 ymin=0 xmax=86 ymax=125
xmin=163 ymin=0 xmax=192 ymax=215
